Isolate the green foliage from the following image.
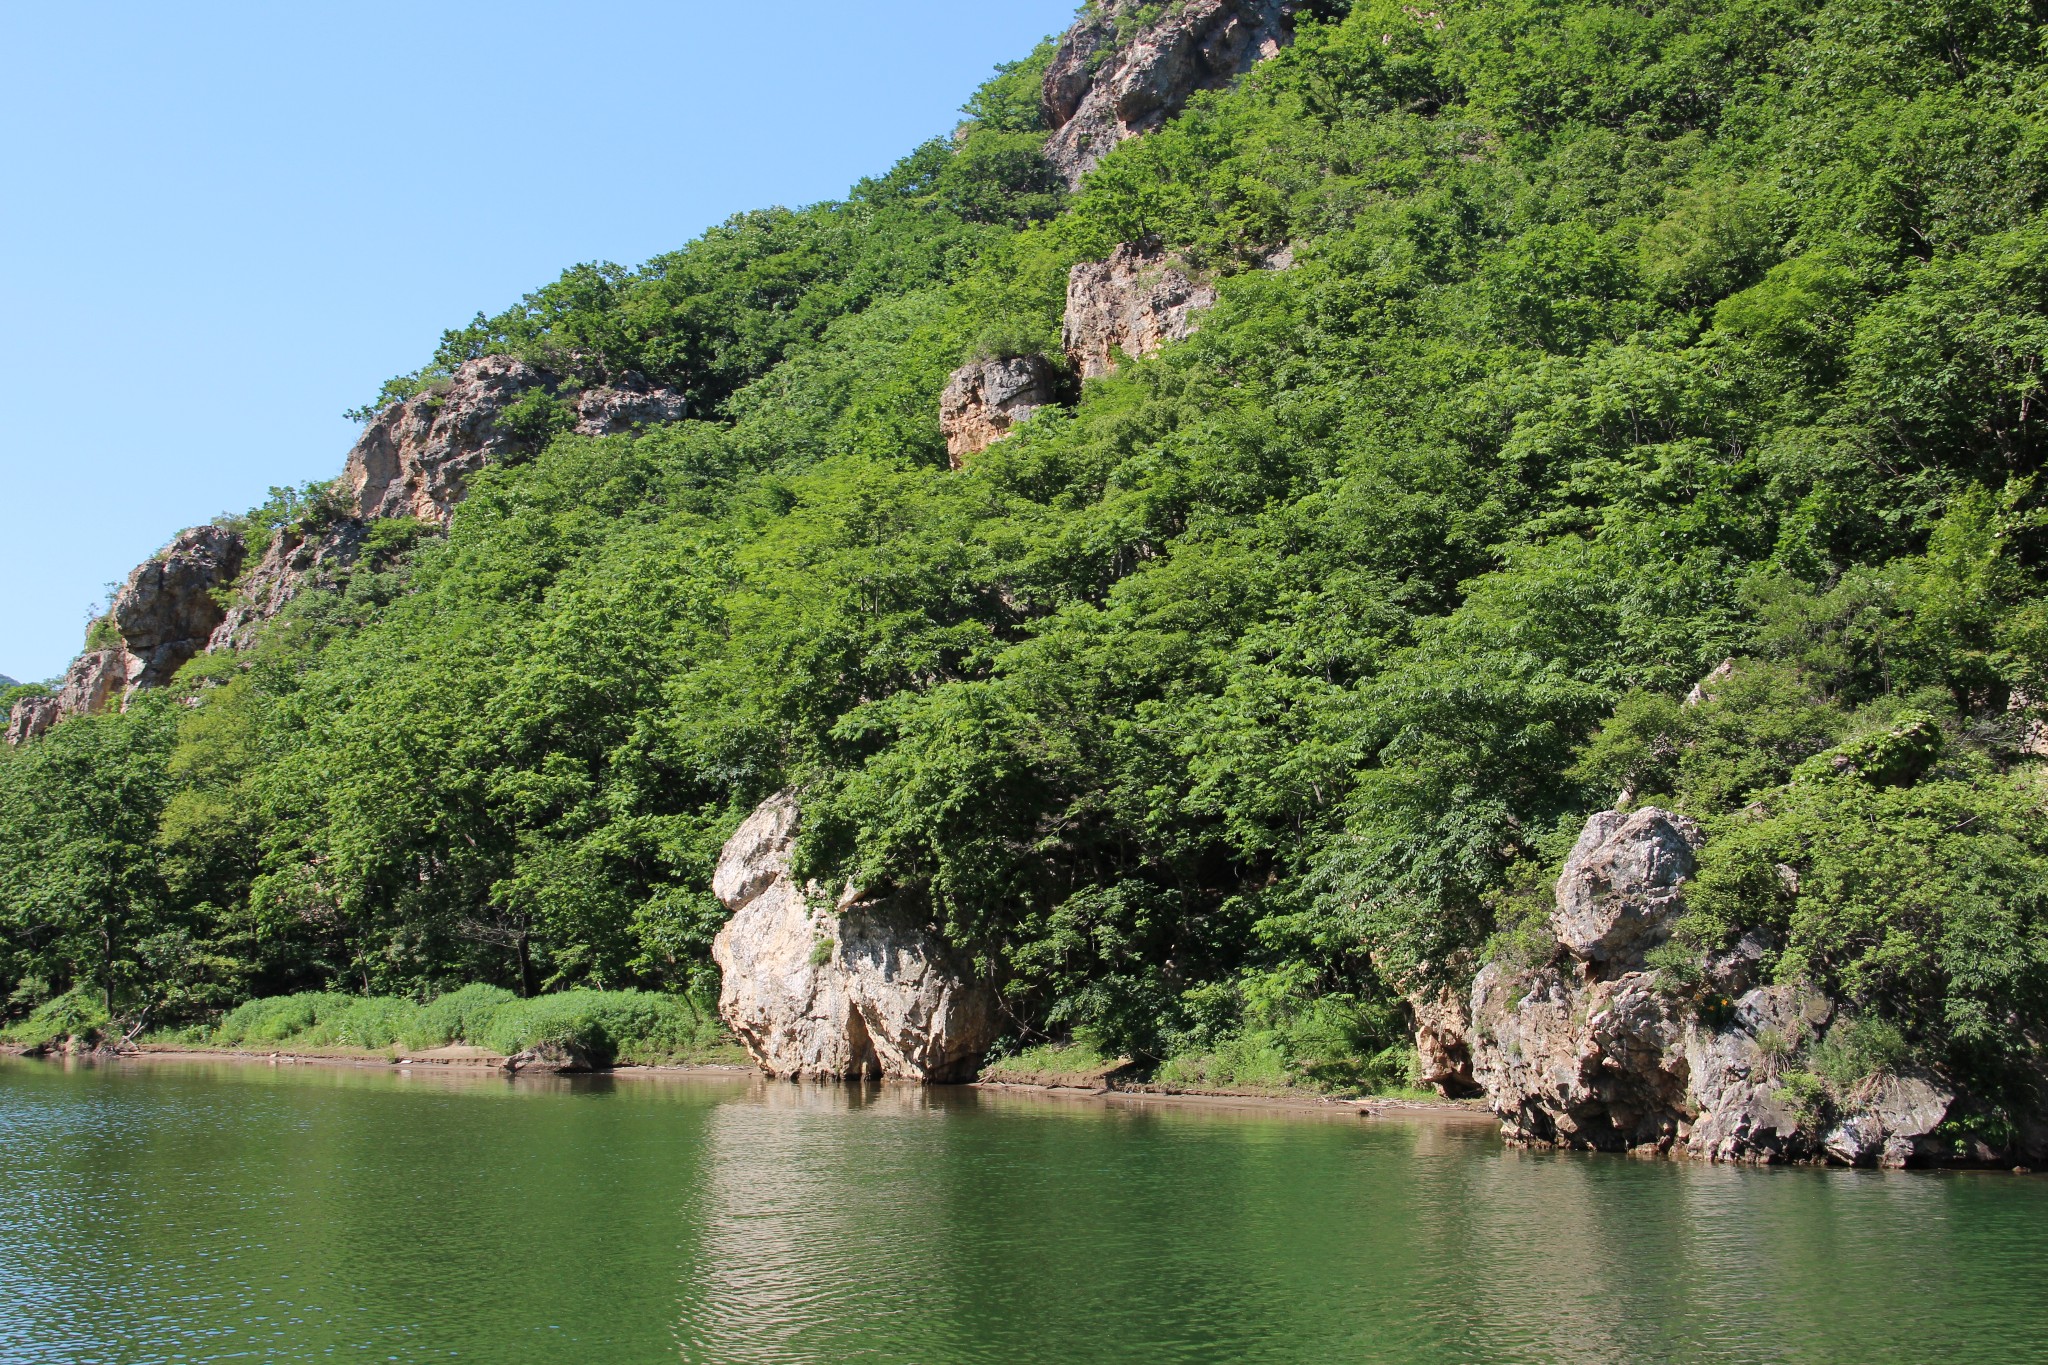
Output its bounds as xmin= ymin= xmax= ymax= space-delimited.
xmin=0 ymin=987 xmax=111 ymax=1050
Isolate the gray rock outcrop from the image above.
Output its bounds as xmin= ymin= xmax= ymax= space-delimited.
xmin=1464 ymin=807 xmax=1964 ymax=1165
xmin=344 ymin=355 xmax=687 ymax=525
xmin=710 ymin=793 xmax=998 ymax=1082
xmin=1064 ymin=242 xmax=1219 ymax=379
xmin=1042 ymin=0 xmax=1296 ymax=188
xmin=939 ymin=356 xmax=1059 ymax=466
xmin=207 ymin=521 xmax=367 ymax=653
xmin=1550 ymin=807 xmax=1704 ymax=971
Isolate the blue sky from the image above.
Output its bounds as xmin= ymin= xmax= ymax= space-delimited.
xmin=0 ymin=0 xmax=1078 ymax=683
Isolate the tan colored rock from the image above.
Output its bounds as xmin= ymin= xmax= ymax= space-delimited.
xmin=1042 ymin=0 xmax=1295 ymax=188
xmin=6 ymin=696 xmax=60 ymax=746
xmin=1550 ymin=807 xmax=1704 ymax=974
xmin=1409 ymin=983 xmax=1478 ymax=1097
xmin=344 ymin=356 xmax=687 ymax=525
xmin=1064 ymin=242 xmax=1218 ymax=380
xmin=939 ymin=356 xmax=1059 ymax=466
xmin=710 ymin=793 xmax=998 ymax=1082
xmin=56 ymin=649 xmax=127 ymax=720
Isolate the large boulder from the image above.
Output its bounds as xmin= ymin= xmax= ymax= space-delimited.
xmin=344 ymin=356 xmax=687 ymax=525
xmin=938 ymin=356 xmax=1059 ymax=466
xmin=1821 ymin=1071 xmax=1954 ymax=1168
xmin=710 ymin=794 xmax=998 ymax=1083
xmin=1064 ymin=242 xmax=1219 ymax=380
xmin=1550 ymin=807 xmax=1704 ymax=973
xmin=1042 ymin=0 xmax=1295 ymax=188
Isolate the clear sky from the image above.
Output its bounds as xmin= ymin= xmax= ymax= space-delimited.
xmin=0 ymin=0 xmax=1078 ymax=683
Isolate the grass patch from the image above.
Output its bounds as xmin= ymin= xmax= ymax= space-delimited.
xmin=979 ymin=1041 xmax=1124 ymax=1087
xmin=203 ymin=987 xmax=741 ymax=1066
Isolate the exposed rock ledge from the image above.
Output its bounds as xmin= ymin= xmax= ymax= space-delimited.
xmin=1456 ymin=807 xmax=2017 ymax=1165
xmin=345 ymin=355 xmax=688 ymax=525
xmin=939 ymin=356 xmax=1060 ymax=465
xmin=1042 ymin=0 xmax=1296 ymax=188
xmin=1064 ymin=241 xmax=1219 ymax=379
xmin=710 ymin=793 xmax=998 ymax=1082
xmin=7 ymin=526 xmax=244 ymax=741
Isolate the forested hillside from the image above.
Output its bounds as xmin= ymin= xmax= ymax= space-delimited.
xmin=4 ymin=0 xmax=2045 ymax=1114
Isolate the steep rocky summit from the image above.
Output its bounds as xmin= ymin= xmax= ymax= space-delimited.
xmin=710 ymin=793 xmax=998 ymax=1082
xmin=1458 ymin=807 xmax=1984 ymax=1165
xmin=1064 ymin=241 xmax=1219 ymax=379
xmin=1043 ymin=0 xmax=1296 ymax=188
xmin=938 ymin=356 xmax=1060 ymax=465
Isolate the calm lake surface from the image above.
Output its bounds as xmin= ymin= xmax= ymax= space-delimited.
xmin=0 ymin=1059 xmax=2042 ymax=1364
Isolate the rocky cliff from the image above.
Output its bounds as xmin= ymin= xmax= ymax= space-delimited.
xmin=345 ymin=355 xmax=687 ymax=525
xmin=11 ymin=355 xmax=690 ymax=745
xmin=939 ymin=356 xmax=1060 ymax=465
xmin=710 ymin=793 xmax=998 ymax=1082
xmin=7 ymin=527 xmax=244 ymax=740
xmin=1451 ymin=807 xmax=2039 ymax=1167
xmin=1064 ymin=241 xmax=1220 ymax=379
xmin=1043 ymin=0 xmax=1296 ymax=188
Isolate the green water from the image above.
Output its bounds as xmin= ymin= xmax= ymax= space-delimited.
xmin=0 ymin=1059 xmax=2042 ymax=1364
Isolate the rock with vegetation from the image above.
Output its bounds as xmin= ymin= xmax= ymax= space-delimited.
xmin=1466 ymin=809 xmax=2007 ymax=1165
xmin=711 ymin=794 xmax=997 ymax=1082
xmin=54 ymin=649 xmax=126 ymax=721
xmin=1063 ymin=242 xmax=1218 ymax=378
xmin=112 ymin=526 xmax=246 ymax=693
xmin=939 ymin=355 xmax=1059 ymax=464
xmin=1042 ymin=0 xmax=1294 ymax=187
xmin=207 ymin=520 xmax=368 ymax=653
xmin=5 ymin=696 xmax=59 ymax=747
xmin=344 ymin=355 xmax=686 ymax=524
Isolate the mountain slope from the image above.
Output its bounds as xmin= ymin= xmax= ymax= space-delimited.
xmin=3 ymin=0 xmax=2045 ymax=1135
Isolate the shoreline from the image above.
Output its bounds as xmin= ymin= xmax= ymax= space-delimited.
xmin=13 ymin=1043 xmax=1495 ymax=1124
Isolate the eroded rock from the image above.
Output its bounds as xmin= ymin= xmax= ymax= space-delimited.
xmin=711 ymin=793 xmax=998 ymax=1082
xmin=1042 ymin=0 xmax=1296 ymax=188
xmin=112 ymin=526 xmax=245 ymax=694
xmin=939 ymin=356 xmax=1059 ymax=466
xmin=1409 ymin=983 xmax=1479 ymax=1097
xmin=1550 ymin=807 xmax=1704 ymax=974
xmin=56 ymin=650 xmax=127 ymax=721
xmin=1064 ymin=242 xmax=1218 ymax=380
xmin=6 ymin=696 xmax=60 ymax=746
xmin=344 ymin=355 xmax=686 ymax=525
xmin=1822 ymin=1072 xmax=1953 ymax=1168
xmin=208 ymin=522 xmax=367 ymax=654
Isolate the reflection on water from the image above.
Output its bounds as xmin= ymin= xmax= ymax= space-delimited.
xmin=0 ymin=1058 xmax=2040 ymax=1364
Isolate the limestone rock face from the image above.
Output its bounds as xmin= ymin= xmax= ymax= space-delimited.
xmin=1042 ymin=0 xmax=1295 ymax=188
xmin=1064 ymin=242 xmax=1219 ymax=379
xmin=1821 ymin=1072 xmax=1954 ymax=1168
xmin=6 ymin=696 xmax=60 ymax=746
xmin=711 ymin=793 xmax=998 ymax=1082
xmin=112 ymin=526 xmax=245 ymax=694
xmin=1409 ymin=983 xmax=1479 ymax=1097
xmin=1461 ymin=808 xmax=1976 ymax=1164
xmin=344 ymin=355 xmax=686 ymax=525
xmin=1550 ymin=807 xmax=1704 ymax=973
xmin=939 ymin=356 xmax=1059 ymax=465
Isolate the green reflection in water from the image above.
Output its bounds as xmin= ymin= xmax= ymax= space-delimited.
xmin=0 ymin=1058 xmax=2039 ymax=1364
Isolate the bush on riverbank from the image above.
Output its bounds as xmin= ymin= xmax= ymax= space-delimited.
xmin=0 ymin=987 xmax=111 ymax=1051
xmin=206 ymin=987 xmax=736 ymax=1066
